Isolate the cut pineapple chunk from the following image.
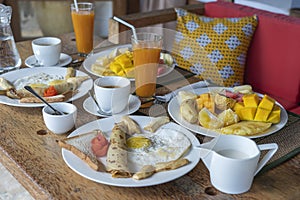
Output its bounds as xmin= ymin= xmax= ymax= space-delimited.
xmin=196 ymin=93 xmax=215 ymax=113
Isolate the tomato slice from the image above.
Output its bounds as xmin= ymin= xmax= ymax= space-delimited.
xmin=44 ymin=86 xmax=58 ymax=97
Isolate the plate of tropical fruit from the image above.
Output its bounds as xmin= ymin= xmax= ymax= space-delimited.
xmin=83 ymin=44 xmax=175 ymax=80
xmin=168 ymin=85 xmax=288 ymax=139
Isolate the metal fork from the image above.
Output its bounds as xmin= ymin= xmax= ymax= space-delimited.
xmin=88 ymin=90 xmax=112 ymax=116
xmin=139 ymin=96 xmax=166 ymax=105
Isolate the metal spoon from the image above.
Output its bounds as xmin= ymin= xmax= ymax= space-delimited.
xmin=24 ymin=86 xmax=65 ymax=115
xmin=31 ymin=60 xmax=43 ymax=67
xmin=88 ymin=90 xmax=112 ymax=116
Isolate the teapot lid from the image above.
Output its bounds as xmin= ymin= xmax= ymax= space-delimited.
xmin=0 ymin=4 xmax=12 ymax=24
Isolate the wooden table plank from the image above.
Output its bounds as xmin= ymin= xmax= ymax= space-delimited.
xmin=0 ymin=33 xmax=299 ymax=199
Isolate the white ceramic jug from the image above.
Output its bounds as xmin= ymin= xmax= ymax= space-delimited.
xmin=198 ymin=134 xmax=278 ymax=194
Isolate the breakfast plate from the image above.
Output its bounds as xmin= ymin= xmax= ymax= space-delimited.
xmin=168 ymin=87 xmax=288 ymax=139
xmin=61 ymin=115 xmax=201 ymax=187
xmin=83 ymin=95 xmax=141 ymax=117
xmin=83 ymin=44 xmax=175 ymax=81
xmin=0 ymin=67 xmax=93 ymax=107
xmin=25 ymin=53 xmax=72 ymax=68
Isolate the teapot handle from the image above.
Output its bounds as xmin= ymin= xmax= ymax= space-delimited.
xmin=254 ymin=143 xmax=278 ymax=175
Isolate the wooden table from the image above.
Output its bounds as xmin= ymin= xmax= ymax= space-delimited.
xmin=0 ymin=34 xmax=299 ymax=199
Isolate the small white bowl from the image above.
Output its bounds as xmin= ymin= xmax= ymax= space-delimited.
xmin=42 ymin=102 xmax=77 ymax=134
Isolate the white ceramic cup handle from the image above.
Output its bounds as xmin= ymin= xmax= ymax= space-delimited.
xmin=255 ymin=143 xmax=278 ymax=175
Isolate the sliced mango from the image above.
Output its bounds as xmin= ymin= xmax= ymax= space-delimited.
xmin=267 ymin=105 xmax=281 ymax=123
xmin=243 ymin=93 xmax=259 ymax=108
xmin=239 ymin=107 xmax=257 ymax=121
xmin=236 ymin=93 xmax=280 ymax=124
xmin=109 ymin=51 xmax=134 ymax=77
xmin=233 ymin=102 xmax=244 ymax=112
xmin=254 ymin=107 xmax=271 ymax=122
xmin=258 ymin=95 xmax=275 ymax=110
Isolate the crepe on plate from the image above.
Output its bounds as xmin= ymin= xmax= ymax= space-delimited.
xmin=0 ymin=67 xmax=89 ymax=103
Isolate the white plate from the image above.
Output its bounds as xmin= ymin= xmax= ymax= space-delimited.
xmin=0 ymin=67 xmax=93 ymax=107
xmin=25 ymin=53 xmax=72 ymax=68
xmin=83 ymin=95 xmax=141 ymax=117
xmin=168 ymin=87 xmax=288 ymax=139
xmin=61 ymin=115 xmax=201 ymax=187
xmin=83 ymin=44 xmax=175 ymax=81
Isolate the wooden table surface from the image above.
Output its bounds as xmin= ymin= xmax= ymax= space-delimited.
xmin=0 ymin=34 xmax=299 ymax=200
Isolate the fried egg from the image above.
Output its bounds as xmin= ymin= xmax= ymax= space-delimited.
xmin=14 ymin=73 xmax=64 ymax=90
xmin=126 ymin=128 xmax=191 ymax=172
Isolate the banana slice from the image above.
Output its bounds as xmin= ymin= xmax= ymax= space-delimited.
xmin=180 ymin=99 xmax=198 ymax=124
xmin=233 ymin=85 xmax=253 ymax=94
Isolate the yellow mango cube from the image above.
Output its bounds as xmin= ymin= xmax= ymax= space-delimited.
xmin=267 ymin=105 xmax=281 ymax=124
xmin=110 ymin=63 xmax=122 ymax=73
xmin=254 ymin=107 xmax=271 ymax=122
xmin=233 ymin=102 xmax=244 ymax=112
xmin=243 ymin=93 xmax=260 ymax=107
xmin=239 ymin=107 xmax=257 ymax=121
xmin=258 ymin=95 xmax=275 ymax=110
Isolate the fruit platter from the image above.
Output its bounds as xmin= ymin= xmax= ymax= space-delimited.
xmin=168 ymin=85 xmax=288 ymax=139
xmin=83 ymin=44 xmax=175 ymax=80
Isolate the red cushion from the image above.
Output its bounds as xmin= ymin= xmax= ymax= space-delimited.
xmin=289 ymin=106 xmax=300 ymax=115
xmin=204 ymin=2 xmax=300 ymax=109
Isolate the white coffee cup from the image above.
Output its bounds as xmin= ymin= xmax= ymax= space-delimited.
xmin=94 ymin=76 xmax=131 ymax=114
xmin=32 ymin=37 xmax=62 ymax=66
xmin=198 ymin=135 xmax=278 ymax=194
xmin=42 ymin=102 xmax=77 ymax=134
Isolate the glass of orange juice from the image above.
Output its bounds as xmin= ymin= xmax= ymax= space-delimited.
xmin=71 ymin=2 xmax=94 ymax=57
xmin=132 ymin=33 xmax=163 ymax=105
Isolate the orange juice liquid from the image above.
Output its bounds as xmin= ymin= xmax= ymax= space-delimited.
xmin=71 ymin=11 xmax=94 ymax=54
xmin=133 ymin=48 xmax=161 ymax=97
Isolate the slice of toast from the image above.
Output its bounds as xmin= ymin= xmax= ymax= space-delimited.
xmin=58 ymin=129 xmax=105 ymax=171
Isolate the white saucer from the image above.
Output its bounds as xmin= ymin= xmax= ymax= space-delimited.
xmin=25 ymin=53 xmax=72 ymax=68
xmin=83 ymin=95 xmax=141 ymax=117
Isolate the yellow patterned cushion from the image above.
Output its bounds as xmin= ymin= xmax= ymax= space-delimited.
xmin=173 ymin=8 xmax=258 ymax=87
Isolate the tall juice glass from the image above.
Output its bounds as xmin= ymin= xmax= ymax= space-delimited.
xmin=71 ymin=2 xmax=94 ymax=56
xmin=132 ymin=33 xmax=163 ymax=105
